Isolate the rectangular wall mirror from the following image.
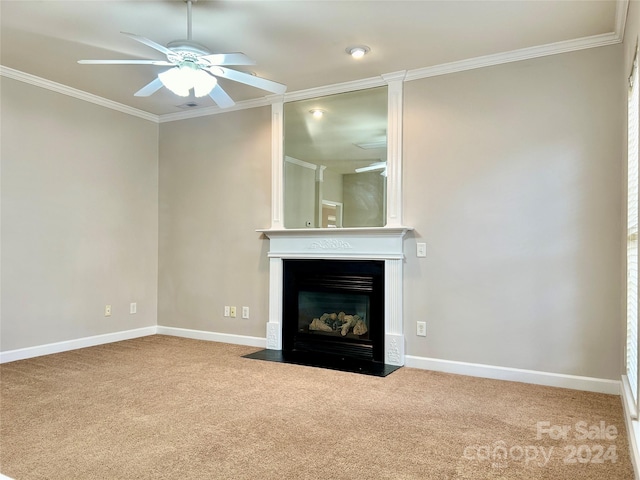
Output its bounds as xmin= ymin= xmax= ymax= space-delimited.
xmin=283 ymin=86 xmax=388 ymax=228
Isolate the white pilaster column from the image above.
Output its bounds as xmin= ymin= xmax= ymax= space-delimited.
xmin=266 ymin=257 xmax=283 ymax=350
xmin=385 ymin=258 xmax=405 ymax=365
xmin=382 ymin=71 xmax=406 ymax=228
xmin=271 ymin=100 xmax=284 ymax=229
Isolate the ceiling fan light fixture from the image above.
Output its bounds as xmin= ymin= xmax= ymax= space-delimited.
xmin=193 ymin=69 xmax=218 ymax=97
xmin=346 ymin=45 xmax=370 ymax=59
xmin=158 ymin=63 xmax=218 ymax=98
xmin=159 ymin=66 xmax=191 ymax=97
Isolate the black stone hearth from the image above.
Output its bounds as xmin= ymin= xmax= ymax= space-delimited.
xmin=243 ymin=348 xmax=401 ymax=377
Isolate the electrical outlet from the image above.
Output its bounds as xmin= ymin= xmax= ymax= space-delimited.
xmin=130 ymin=302 xmax=137 ymax=314
xmin=417 ymin=321 xmax=427 ymax=336
xmin=104 ymin=305 xmax=112 ymax=317
xmin=224 ymin=306 xmax=230 ymax=317
xmin=242 ymin=306 xmax=249 ymax=319
xmin=230 ymin=306 xmax=237 ymax=318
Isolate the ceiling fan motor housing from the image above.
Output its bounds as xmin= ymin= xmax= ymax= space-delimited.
xmin=167 ymin=40 xmax=211 ymax=63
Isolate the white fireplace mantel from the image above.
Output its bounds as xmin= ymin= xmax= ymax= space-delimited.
xmin=258 ymin=226 xmax=412 ymax=366
xmin=258 ymin=227 xmax=412 ymax=259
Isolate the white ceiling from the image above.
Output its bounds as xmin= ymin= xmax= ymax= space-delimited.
xmin=0 ymin=1 xmax=624 ymax=117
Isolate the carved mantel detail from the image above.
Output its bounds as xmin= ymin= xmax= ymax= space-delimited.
xmin=309 ymin=239 xmax=353 ymax=250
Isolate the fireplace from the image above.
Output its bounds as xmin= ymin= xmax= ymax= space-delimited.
xmin=252 ymin=227 xmax=411 ymax=376
xmin=282 ymin=259 xmax=384 ymax=364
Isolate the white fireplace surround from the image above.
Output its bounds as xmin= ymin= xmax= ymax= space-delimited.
xmin=258 ymin=227 xmax=411 ymax=366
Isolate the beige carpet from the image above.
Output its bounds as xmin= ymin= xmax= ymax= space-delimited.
xmin=0 ymin=335 xmax=635 ymax=479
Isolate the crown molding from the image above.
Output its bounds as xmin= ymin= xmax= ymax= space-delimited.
xmin=285 ymin=155 xmax=318 ymax=171
xmin=0 ymin=66 xmax=159 ymax=123
xmin=381 ymin=71 xmax=407 ymax=84
xmin=169 ymin=27 xmax=627 ymax=120
xmin=616 ymin=0 xmax=630 ymax=43
xmin=159 ymin=75 xmax=390 ymax=122
xmin=405 ymin=31 xmax=623 ymax=83
xmin=281 ymin=75 xmax=387 ymax=104
xmin=2 ymin=0 xmax=629 ymax=123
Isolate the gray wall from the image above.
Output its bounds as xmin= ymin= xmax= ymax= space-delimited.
xmin=403 ymin=45 xmax=624 ymax=379
xmin=323 ymin=168 xmax=343 ymax=204
xmin=1 ymin=78 xmax=159 ymax=351
xmin=158 ymin=108 xmax=271 ymax=338
xmin=342 ymin=171 xmax=386 ymax=227
xmin=1 ymin=42 xmax=627 ymax=383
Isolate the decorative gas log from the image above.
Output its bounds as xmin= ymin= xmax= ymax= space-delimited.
xmin=308 ymin=318 xmax=333 ymax=332
xmin=308 ymin=312 xmax=368 ymax=336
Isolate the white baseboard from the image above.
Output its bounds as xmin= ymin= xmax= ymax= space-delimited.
xmin=0 ymin=326 xmax=157 ymax=364
xmin=156 ymin=326 xmax=267 ymax=349
xmin=1 ymin=326 xmax=618 ymax=397
xmin=153 ymin=330 xmax=619 ymax=395
xmin=0 ymin=325 xmax=265 ymax=364
xmin=404 ymin=355 xmax=621 ymax=395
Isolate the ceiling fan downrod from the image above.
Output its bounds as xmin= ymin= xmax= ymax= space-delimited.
xmin=167 ymin=0 xmax=208 ymax=57
xmin=186 ymin=0 xmax=194 ymax=41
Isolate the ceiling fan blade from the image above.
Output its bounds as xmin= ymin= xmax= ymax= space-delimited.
xmin=208 ymin=84 xmax=236 ymax=108
xmin=355 ymin=162 xmax=387 ymax=173
xmin=134 ymin=77 xmax=164 ymax=97
xmin=78 ymin=59 xmax=174 ymax=65
xmin=211 ymin=67 xmax=287 ymax=94
xmin=121 ymin=32 xmax=175 ymax=57
xmin=200 ymin=53 xmax=256 ymax=66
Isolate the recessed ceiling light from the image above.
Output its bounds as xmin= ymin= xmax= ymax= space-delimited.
xmin=346 ymin=45 xmax=370 ymax=59
xmin=309 ymin=109 xmax=325 ymax=118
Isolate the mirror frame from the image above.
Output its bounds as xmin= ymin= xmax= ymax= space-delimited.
xmin=269 ymin=71 xmax=406 ymax=230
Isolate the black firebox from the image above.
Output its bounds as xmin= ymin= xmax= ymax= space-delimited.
xmin=282 ymin=259 xmax=386 ymax=370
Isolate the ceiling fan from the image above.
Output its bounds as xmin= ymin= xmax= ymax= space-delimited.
xmin=78 ymin=0 xmax=287 ymax=108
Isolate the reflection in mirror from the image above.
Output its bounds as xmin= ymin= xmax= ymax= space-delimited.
xmin=283 ymin=86 xmax=388 ymax=228
xmin=322 ymin=200 xmax=342 ymax=228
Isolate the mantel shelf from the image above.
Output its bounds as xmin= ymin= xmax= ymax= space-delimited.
xmin=257 ymin=226 xmax=413 ymax=262
xmin=257 ymin=226 xmax=414 ymax=238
